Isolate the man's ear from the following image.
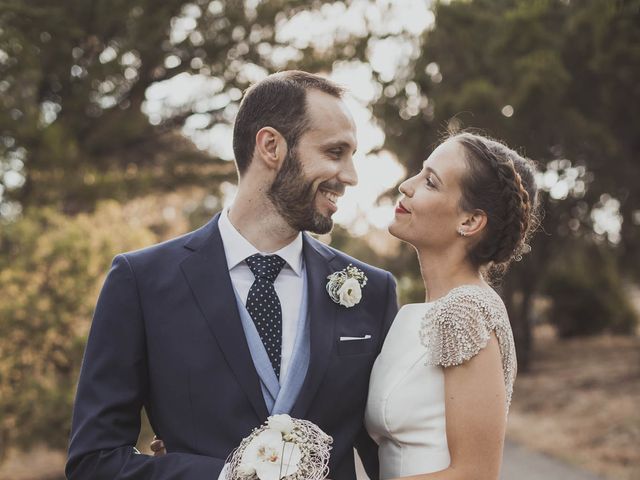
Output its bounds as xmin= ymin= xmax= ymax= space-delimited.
xmin=254 ymin=127 xmax=287 ymax=171
xmin=457 ymin=209 xmax=488 ymax=238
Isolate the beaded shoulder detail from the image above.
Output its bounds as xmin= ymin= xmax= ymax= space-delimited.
xmin=419 ymin=285 xmax=517 ymax=409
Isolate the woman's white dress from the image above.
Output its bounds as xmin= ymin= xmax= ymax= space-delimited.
xmin=364 ymin=285 xmax=517 ymax=479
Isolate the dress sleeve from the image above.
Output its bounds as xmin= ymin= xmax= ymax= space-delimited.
xmin=419 ymin=287 xmax=499 ymax=368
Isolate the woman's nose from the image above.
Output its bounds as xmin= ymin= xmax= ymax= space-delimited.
xmin=399 ymin=179 xmax=413 ymax=197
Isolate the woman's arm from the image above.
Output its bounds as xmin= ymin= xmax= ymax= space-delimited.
xmin=392 ymin=333 xmax=507 ymax=480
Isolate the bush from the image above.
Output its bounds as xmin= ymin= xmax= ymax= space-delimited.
xmin=0 ymin=202 xmax=156 ymax=456
xmin=543 ymin=241 xmax=637 ymax=337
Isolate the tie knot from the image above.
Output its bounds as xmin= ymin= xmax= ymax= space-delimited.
xmin=245 ymin=254 xmax=286 ymax=282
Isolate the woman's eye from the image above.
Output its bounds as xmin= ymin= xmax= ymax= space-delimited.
xmin=426 ymin=175 xmax=436 ymax=187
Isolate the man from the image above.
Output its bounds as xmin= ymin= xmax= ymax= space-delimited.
xmin=66 ymin=71 xmax=398 ymax=480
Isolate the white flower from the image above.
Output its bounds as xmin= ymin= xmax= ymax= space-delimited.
xmin=237 ymin=462 xmax=257 ymax=477
xmin=241 ymin=429 xmax=302 ymax=480
xmin=326 ymin=264 xmax=367 ymax=308
xmin=337 ymin=278 xmax=362 ymax=308
xmin=267 ymin=414 xmax=295 ymax=435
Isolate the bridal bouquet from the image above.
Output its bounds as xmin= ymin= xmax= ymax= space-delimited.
xmin=225 ymin=414 xmax=333 ymax=480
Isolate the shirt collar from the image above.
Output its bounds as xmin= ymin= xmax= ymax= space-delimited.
xmin=218 ymin=206 xmax=304 ymax=276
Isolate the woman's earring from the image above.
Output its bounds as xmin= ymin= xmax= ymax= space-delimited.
xmin=457 ymin=228 xmax=467 ymax=237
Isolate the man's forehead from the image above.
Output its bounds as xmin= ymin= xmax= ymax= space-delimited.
xmin=306 ymin=90 xmax=353 ymax=121
xmin=304 ymin=90 xmax=357 ymax=146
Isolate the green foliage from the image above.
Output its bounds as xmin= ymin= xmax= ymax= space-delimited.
xmin=0 ymin=0 xmax=336 ymax=214
xmin=543 ymin=241 xmax=638 ymax=337
xmin=371 ymin=0 xmax=639 ymax=231
xmin=350 ymin=0 xmax=640 ymax=367
xmin=0 ymin=203 xmax=157 ymax=454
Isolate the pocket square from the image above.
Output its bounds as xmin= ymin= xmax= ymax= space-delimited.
xmin=339 ymin=334 xmax=372 ymax=341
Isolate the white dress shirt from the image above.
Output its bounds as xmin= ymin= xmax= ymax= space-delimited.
xmin=217 ymin=207 xmax=305 ymax=381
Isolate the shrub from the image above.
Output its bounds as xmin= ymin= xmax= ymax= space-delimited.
xmin=543 ymin=241 xmax=637 ymax=337
xmin=0 ymin=202 xmax=156 ymax=456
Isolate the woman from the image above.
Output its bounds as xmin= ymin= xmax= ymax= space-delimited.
xmin=364 ymin=131 xmax=539 ymax=480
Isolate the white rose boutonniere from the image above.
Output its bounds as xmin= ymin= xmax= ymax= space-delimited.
xmin=337 ymin=278 xmax=361 ymax=308
xmin=326 ymin=264 xmax=368 ymax=308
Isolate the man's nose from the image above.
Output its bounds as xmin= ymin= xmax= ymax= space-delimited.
xmin=339 ymin=156 xmax=358 ymax=187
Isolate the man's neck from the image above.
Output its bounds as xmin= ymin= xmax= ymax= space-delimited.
xmin=228 ymin=189 xmax=300 ymax=253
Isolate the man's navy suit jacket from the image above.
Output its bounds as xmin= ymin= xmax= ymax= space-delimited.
xmin=66 ymin=213 xmax=398 ymax=479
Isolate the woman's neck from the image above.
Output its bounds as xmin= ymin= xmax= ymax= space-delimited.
xmin=416 ymin=247 xmax=484 ymax=302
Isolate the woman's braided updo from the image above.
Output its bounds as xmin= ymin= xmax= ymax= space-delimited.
xmin=452 ymin=132 xmax=539 ymax=271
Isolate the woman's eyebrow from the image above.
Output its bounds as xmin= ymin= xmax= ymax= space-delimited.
xmin=423 ymin=163 xmax=443 ymax=185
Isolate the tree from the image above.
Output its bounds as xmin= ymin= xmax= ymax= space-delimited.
xmin=543 ymin=239 xmax=637 ymax=338
xmin=349 ymin=0 xmax=640 ymax=368
xmin=0 ymin=203 xmax=157 ymax=457
xmin=0 ymin=0 xmax=342 ymax=214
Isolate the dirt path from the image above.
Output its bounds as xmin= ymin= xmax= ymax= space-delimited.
xmin=354 ymin=442 xmax=606 ymax=479
xmin=506 ymin=328 xmax=639 ymax=480
xmin=501 ymin=441 xmax=604 ymax=480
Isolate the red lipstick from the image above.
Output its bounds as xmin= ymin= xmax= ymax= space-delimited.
xmin=395 ymin=202 xmax=410 ymax=214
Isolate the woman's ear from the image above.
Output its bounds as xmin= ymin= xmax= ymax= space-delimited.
xmin=254 ymin=127 xmax=287 ymax=171
xmin=457 ymin=209 xmax=488 ymax=238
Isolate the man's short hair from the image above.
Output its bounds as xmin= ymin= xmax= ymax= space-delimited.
xmin=232 ymin=71 xmax=345 ymax=174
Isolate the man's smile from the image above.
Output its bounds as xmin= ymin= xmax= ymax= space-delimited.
xmin=319 ymin=188 xmax=340 ymax=205
xmin=317 ymin=188 xmax=341 ymax=214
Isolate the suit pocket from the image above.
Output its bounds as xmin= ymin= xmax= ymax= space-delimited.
xmin=337 ymin=337 xmax=376 ymax=356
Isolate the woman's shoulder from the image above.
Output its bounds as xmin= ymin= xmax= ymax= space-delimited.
xmin=419 ymin=284 xmax=511 ymax=367
xmin=420 ymin=284 xmax=517 ymax=408
xmin=430 ymin=284 xmax=508 ymax=326
xmin=391 ymin=302 xmax=433 ymax=327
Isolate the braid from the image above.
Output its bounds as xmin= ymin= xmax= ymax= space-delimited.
xmin=513 ymin=165 xmax=532 ymax=239
xmin=453 ymin=132 xmax=538 ymax=271
xmin=491 ymin=155 xmax=531 ymax=263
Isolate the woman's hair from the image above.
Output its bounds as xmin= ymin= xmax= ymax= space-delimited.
xmin=450 ymin=131 xmax=540 ymax=274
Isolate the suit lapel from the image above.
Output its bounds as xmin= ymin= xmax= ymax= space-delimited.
xmin=291 ymin=234 xmax=337 ymax=418
xmin=180 ymin=214 xmax=269 ymax=421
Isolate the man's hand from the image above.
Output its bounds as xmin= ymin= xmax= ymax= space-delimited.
xmin=150 ymin=436 xmax=167 ymax=457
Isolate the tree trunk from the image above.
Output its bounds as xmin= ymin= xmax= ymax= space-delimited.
xmin=0 ymin=426 xmax=8 ymax=462
xmin=502 ymin=271 xmax=534 ymax=372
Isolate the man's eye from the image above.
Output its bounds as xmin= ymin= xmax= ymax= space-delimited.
xmin=329 ymin=149 xmax=343 ymax=157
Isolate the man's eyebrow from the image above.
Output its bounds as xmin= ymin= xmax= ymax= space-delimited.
xmin=422 ymin=162 xmax=443 ymax=184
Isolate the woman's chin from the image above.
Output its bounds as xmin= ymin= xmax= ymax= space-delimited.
xmin=388 ymin=223 xmax=419 ymax=249
xmin=387 ymin=222 xmax=404 ymax=241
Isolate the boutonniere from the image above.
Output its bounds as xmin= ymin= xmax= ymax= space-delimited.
xmin=326 ymin=264 xmax=368 ymax=308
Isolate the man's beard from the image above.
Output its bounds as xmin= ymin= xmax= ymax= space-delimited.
xmin=267 ymin=148 xmax=343 ymax=234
